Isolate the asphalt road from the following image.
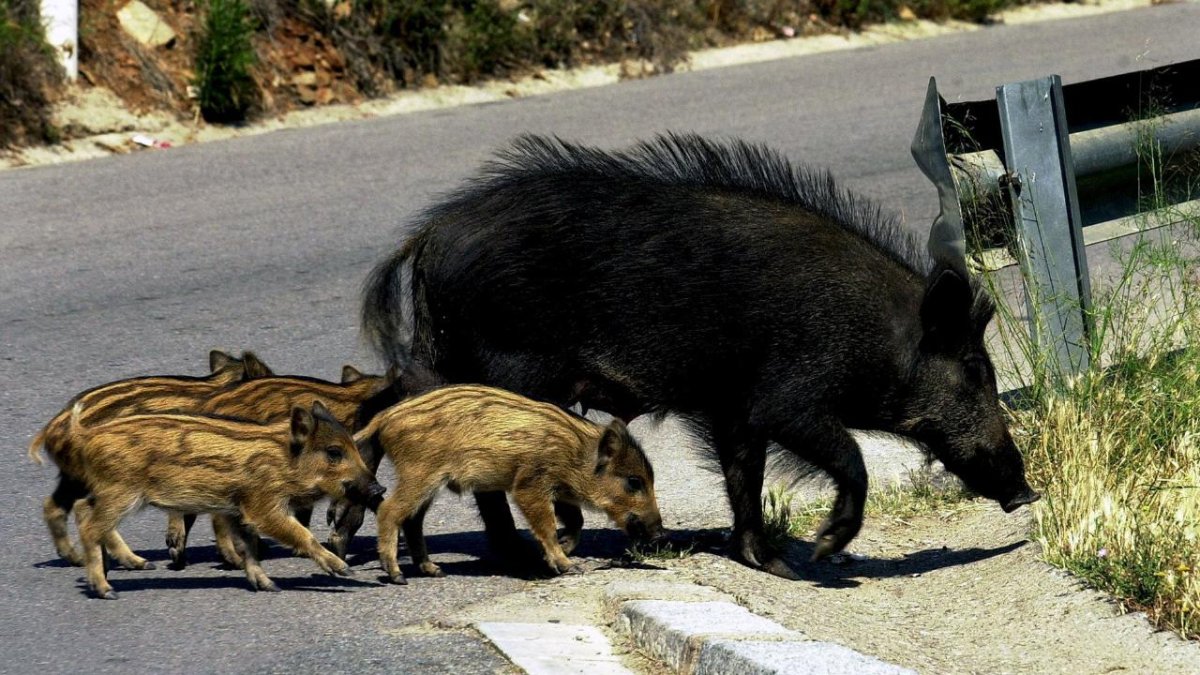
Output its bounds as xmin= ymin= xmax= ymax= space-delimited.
xmin=2 ymin=4 xmax=1198 ymax=672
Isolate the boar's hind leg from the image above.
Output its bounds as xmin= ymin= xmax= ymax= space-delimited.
xmin=402 ymin=501 xmax=443 ymax=578
xmin=211 ymin=513 xmax=247 ymax=569
xmin=165 ymin=513 xmax=196 ymax=570
xmin=44 ymin=475 xmax=88 ymax=565
xmin=78 ymin=491 xmax=138 ymax=599
xmin=711 ymin=423 xmax=799 ymax=580
xmin=554 ymin=502 xmax=584 ymax=555
xmin=775 ymin=418 xmax=867 ymax=562
xmin=376 ymin=487 xmax=440 ymax=585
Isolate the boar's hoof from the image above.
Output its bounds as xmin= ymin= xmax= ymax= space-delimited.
xmin=761 ymin=557 xmax=801 ymax=580
xmin=325 ymin=535 xmax=349 ymax=561
xmin=61 ymin=548 xmax=85 ymax=567
xmin=557 ymin=531 xmax=581 ymax=556
xmin=418 ymin=562 xmax=445 ymax=578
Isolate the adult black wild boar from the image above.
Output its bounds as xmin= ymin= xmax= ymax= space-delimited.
xmin=362 ymin=134 xmax=1040 ymax=579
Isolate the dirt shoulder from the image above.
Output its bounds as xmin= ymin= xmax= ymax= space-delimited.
xmin=445 ymin=501 xmax=1200 ymax=673
xmin=679 ymin=504 xmax=1200 ymax=673
xmin=1 ymin=0 xmax=1153 ymax=171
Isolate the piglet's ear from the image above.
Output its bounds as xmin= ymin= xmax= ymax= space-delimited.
xmin=240 ymin=351 xmax=274 ymax=379
xmin=209 ymin=349 xmax=235 ymax=373
xmin=290 ymin=406 xmax=315 ymax=456
xmin=341 ymin=365 xmax=364 ymax=383
xmin=595 ymin=419 xmax=627 ymax=473
xmin=920 ymin=266 xmax=973 ymax=347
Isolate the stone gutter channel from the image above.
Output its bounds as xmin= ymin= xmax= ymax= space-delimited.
xmin=474 ymin=582 xmax=911 ymax=674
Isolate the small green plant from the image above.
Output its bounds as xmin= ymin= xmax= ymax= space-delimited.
xmin=194 ymin=0 xmax=259 ymax=123
xmin=625 ymin=540 xmax=696 ymax=562
xmin=762 ymin=469 xmax=972 ymax=551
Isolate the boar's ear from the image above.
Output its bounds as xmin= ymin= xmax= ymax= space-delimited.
xmin=341 ymin=365 xmax=365 ymax=384
xmin=595 ymin=419 xmax=627 ymax=473
xmin=311 ymin=399 xmax=333 ymax=420
xmin=290 ymin=405 xmax=315 ymax=455
xmin=240 ymin=351 xmax=274 ymax=379
xmin=209 ymin=349 xmax=235 ymax=373
xmin=920 ymin=266 xmax=973 ymax=348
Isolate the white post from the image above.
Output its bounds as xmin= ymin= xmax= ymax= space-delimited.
xmin=39 ymin=0 xmax=78 ymax=81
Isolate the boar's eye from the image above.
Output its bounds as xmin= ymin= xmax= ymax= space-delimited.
xmin=625 ymin=476 xmax=645 ymax=493
xmin=325 ymin=446 xmax=345 ymax=463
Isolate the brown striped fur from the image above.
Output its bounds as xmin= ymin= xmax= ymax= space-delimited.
xmin=162 ymin=367 xmax=389 ymax=568
xmin=28 ymin=350 xmax=273 ymax=566
xmin=58 ymin=400 xmax=383 ymax=598
xmin=358 ymin=385 xmax=663 ymax=583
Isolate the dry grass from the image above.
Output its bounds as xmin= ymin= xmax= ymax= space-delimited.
xmin=1004 ymin=227 xmax=1200 ymax=639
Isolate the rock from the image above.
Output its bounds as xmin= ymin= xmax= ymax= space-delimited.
xmin=53 ymin=86 xmax=169 ymax=137
xmin=116 ymin=0 xmax=177 ymax=49
xmin=291 ymin=71 xmax=318 ymax=87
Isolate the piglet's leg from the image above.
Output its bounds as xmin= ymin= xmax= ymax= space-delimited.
xmin=553 ymin=501 xmax=584 ymax=555
xmin=402 ymin=500 xmax=442 ymax=577
xmin=513 ymin=487 xmax=579 ymax=575
xmin=211 ymin=514 xmax=246 ymax=569
xmin=242 ymin=502 xmax=349 ymax=579
xmin=165 ymin=513 xmax=195 ymax=570
xmin=221 ymin=516 xmax=276 ymax=592
xmin=376 ymin=487 xmax=439 ymax=585
xmin=78 ymin=491 xmax=138 ymax=600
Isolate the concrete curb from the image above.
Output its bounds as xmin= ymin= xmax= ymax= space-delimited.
xmin=606 ymin=583 xmax=914 ymax=674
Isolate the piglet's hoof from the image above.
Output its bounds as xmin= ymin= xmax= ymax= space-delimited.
xmin=141 ymin=561 xmax=157 ymax=571
xmin=94 ymin=589 xmax=118 ymax=600
xmin=386 ymin=574 xmax=409 ymax=586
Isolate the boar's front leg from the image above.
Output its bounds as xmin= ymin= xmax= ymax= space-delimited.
xmin=775 ymin=417 xmax=867 ymax=561
xmin=711 ymin=421 xmax=799 ymax=580
xmin=513 ymin=481 xmax=580 ymax=576
xmin=242 ymin=500 xmax=350 ymax=579
xmin=220 ymin=516 xmax=277 ymax=592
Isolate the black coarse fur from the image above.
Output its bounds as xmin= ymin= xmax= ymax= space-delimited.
xmin=362 ymin=133 xmax=1031 ymax=577
xmin=363 ymin=133 xmax=994 ymax=366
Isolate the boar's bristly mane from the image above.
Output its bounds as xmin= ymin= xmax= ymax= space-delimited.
xmin=468 ymin=133 xmax=925 ymax=277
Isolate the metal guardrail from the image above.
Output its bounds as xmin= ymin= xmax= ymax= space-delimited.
xmin=911 ymin=58 xmax=1200 ymax=381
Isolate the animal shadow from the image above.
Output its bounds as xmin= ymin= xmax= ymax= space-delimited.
xmin=779 ymin=539 xmax=1030 ymax=589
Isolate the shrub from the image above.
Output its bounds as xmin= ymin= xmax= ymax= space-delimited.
xmin=194 ymin=0 xmax=259 ymax=123
xmin=0 ymin=0 xmax=63 ymax=148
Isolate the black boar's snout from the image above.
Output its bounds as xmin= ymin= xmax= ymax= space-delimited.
xmin=1001 ymin=486 xmax=1041 ymax=513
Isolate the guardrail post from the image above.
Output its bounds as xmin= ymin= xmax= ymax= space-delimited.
xmin=996 ymin=75 xmax=1092 ymax=381
xmin=40 ymin=0 xmax=78 ymax=81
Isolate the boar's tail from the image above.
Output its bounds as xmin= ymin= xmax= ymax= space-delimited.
xmin=362 ymin=230 xmax=434 ymax=369
xmin=28 ymin=427 xmax=47 ymax=465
